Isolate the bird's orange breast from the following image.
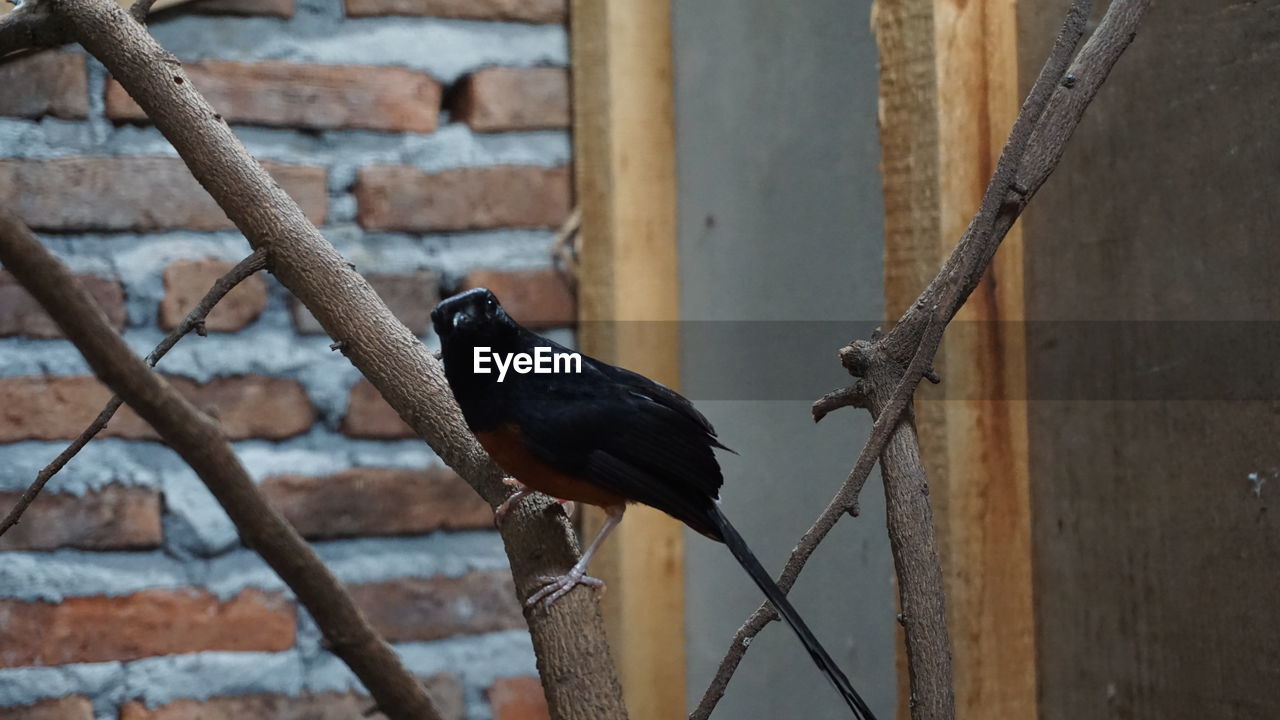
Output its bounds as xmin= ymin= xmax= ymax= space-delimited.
xmin=475 ymin=424 xmax=626 ymax=509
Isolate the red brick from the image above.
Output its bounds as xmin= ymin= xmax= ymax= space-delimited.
xmin=0 ymin=375 xmax=315 ymax=442
xmin=0 ymin=486 xmax=162 ymax=552
xmin=0 ymin=271 xmax=125 ymax=338
xmin=0 ymin=589 xmax=295 ymax=668
xmin=0 ymin=157 xmax=326 ymax=232
xmin=261 ymin=466 xmax=491 ymax=540
xmin=180 ymin=376 xmax=316 ymax=440
xmin=453 ymin=67 xmax=569 ymax=133
xmin=348 ymin=572 xmax=524 ymax=643
xmin=107 ymin=61 xmax=440 ymax=134
xmin=118 ymin=674 xmax=463 ymax=720
xmin=0 ymin=697 xmax=94 ymax=720
xmin=291 ymin=271 xmax=439 ymax=335
xmin=190 ymin=0 xmax=296 ymax=17
xmin=459 ymin=268 xmax=574 ymax=329
xmin=488 ymin=676 xmax=550 ymax=720
xmin=345 ymin=0 xmax=564 ymax=23
xmin=159 ymin=258 xmax=268 ymax=332
xmin=339 ymin=378 xmax=414 ymax=439
xmin=0 ymin=51 xmax=87 ymax=120
xmin=354 ymin=165 xmax=570 ymax=232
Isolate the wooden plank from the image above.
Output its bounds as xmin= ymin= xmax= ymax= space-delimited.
xmin=1020 ymin=1 xmax=1280 ymax=718
xmin=876 ymin=0 xmax=1036 ymax=716
xmin=569 ymin=1 xmax=683 ymax=719
xmin=931 ymin=0 xmax=1037 ymax=717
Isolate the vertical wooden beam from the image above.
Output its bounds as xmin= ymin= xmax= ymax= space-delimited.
xmin=877 ymin=0 xmax=1036 ymax=717
xmin=932 ymin=0 xmax=1036 ymax=718
xmin=570 ymin=1 xmax=683 ymax=719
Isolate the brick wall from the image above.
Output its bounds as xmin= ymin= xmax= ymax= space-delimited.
xmin=0 ymin=1 xmax=571 ymax=717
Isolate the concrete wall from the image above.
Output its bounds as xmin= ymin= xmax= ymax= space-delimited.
xmin=0 ymin=1 xmax=570 ymax=718
xmin=673 ymin=1 xmax=896 ymax=717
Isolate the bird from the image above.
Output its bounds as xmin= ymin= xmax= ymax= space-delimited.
xmin=431 ymin=287 xmax=877 ymax=720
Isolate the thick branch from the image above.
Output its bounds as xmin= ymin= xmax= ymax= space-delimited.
xmin=696 ymin=1 xmax=1152 ymax=717
xmin=0 ymin=249 xmax=266 ymax=539
xmin=0 ymin=1 xmax=68 ymax=60
xmin=0 ymin=208 xmax=444 ymax=720
xmin=44 ymin=1 xmax=626 ymax=716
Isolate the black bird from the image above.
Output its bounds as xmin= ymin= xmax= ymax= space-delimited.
xmin=432 ymin=287 xmax=877 ymax=720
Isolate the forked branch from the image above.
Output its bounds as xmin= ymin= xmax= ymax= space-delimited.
xmin=694 ymin=1 xmax=1153 ymax=718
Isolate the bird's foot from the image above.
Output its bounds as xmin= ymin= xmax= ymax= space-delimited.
xmin=525 ymin=568 xmax=605 ymax=607
xmin=494 ymin=480 xmax=533 ymax=526
xmin=494 ymin=479 xmax=575 ymax=526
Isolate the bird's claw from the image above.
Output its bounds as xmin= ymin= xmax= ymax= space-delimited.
xmin=494 ymin=480 xmax=575 ymax=527
xmin=494 ymin=487 xmax=532 ymax=526
xmin=525 ymin=569 xmax=605 ymax=607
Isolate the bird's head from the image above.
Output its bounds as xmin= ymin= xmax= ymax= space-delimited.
xmin=431 ymin=287 xmax=514 ymax=346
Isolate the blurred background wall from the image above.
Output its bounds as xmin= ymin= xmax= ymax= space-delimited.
xmin=0 ymin=1 xmax=572 ymax=718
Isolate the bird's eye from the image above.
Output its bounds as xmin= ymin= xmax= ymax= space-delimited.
xmin=486 ymin=297 xmax=496 ymax=312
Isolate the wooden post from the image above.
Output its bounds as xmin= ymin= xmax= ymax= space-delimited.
xmin=877 ymin=0 xmax=1036 ymax=717
xmin=933 ymin=0 xmax=1037 ymax=717
xmin=570 ymin=1 xmax=684 ymax=719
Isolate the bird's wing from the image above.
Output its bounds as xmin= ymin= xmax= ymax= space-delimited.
xmin=510 ymin=365 xmax=725 ymax=535
xmin=594 ymin=362 xmax=733 ymax=450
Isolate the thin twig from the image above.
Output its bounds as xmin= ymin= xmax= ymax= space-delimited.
xmin=146 ymin=250 xmax=268 ymax=364
xmin=0 ymin=249 xmax=267 ymax=539
xmin=695 ymin=0 xmax=1155 ymax=716
xmin=0 ymin=400 xmax=118 ymax=537
xmin=0 ymin=208 xmax=444 ymax=720
xmin=811 ymin=382 xmax=871 ymax=423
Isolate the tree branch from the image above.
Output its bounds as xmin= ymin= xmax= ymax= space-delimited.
xmin=43 ymin=1 xmax=626 ymax=717
xmin=0 ymin=1 xmax=68 ymax=61
xmin=0 ymin=208 xmax=444 ymax=720
xmin=810 ymin=382 xmax=871 ymax=424
xmin=694 ymin=1 xmax=1153 ymax=717
xmin=0 ymin=248 xmax=267 ymax=540
xmin=129 ymin=0 xmax=158 ymax=23
xmin=691 ymin=313 xmax=943 ymax=720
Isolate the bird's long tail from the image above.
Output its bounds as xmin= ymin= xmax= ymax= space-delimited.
xmin=707 ymin=505 xmax=877 ymax=720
